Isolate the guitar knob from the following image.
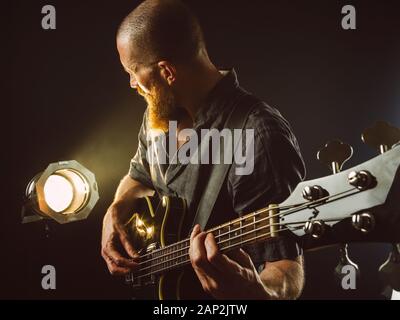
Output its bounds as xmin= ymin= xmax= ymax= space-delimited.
xmin=302 ymin=185 xmax=329 ymax=201
xmin=162 ymin=196 xmax=168 ymax=207
xmin=351 ymin=212 xmax=375 ymax=233
xmin=348 ymin=170 xmax=377 ymax=190
xmin=304 ymin=220 xmax=326 ymax=239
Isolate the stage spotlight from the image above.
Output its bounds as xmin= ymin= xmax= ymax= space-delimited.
xmin=22 ymin=160 xmax=99 ymax=224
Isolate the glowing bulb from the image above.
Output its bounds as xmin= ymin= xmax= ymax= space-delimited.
xmin=43 ymin=174 xmax=74 ymax=213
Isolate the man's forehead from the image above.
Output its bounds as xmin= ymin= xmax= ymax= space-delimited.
xmin=117 ymin=36 xmax=140 ymax=67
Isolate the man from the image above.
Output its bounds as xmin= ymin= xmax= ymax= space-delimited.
xmin=101 ymin=0 xmax=306 ymax=299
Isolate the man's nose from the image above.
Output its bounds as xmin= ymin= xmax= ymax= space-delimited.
xmin=130 ymin=75 xmax=138 ymax=89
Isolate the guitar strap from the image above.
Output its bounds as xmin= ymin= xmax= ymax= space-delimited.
xmin=192 ymin=91 xmax=259 ymax=230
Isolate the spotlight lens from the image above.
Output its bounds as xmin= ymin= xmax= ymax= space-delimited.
xmin=43 ymin=174 xmax=74 ymax=213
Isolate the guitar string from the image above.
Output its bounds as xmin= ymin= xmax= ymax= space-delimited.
xmin=129 ymin=213 xmax=347 ymax=280
xmin=133 ymin=186 xmax=357 ymax=262
xmin=136 ymin=213 xmax=280 ymax=267
xmin=128 ymin=225 xmax=301 ymax=281
xmin=132 ymin=187 xmax=357 ymax=265
xmin=136 ymin=220 xmax=282 ymax=273
xmin=128 ymin=226 xmax=294 ymax=281
xmin=134 ymin=216 xmax=343 ymax=275
xmin=129 ymin=186 xmax=358 ymax=277
xmin=136 ymin=215 xmax=282 ymax=269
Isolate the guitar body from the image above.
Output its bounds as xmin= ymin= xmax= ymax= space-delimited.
xmin=125 ymin=195 xmax=209 ymax=300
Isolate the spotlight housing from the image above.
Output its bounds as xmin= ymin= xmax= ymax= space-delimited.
xmin=22 ymin=160 xmax=99 ymax=224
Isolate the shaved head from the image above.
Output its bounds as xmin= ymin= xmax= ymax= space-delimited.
xmin=117 ymin=0 xmax=205 ymax=64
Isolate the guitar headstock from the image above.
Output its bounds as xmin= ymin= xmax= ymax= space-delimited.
xmin=279 ymin=145 xmax=400 ymax=250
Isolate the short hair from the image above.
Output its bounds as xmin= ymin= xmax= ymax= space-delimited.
xmin=117 ymin=0 xmax=205 ymax=63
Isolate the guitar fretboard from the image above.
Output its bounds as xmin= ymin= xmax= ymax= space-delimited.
xmin=135 ymin=205 xmax=280 ymax=279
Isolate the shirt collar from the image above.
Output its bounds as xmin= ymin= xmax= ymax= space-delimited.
xmin=193 ymin=68 xmax=239 ymax=128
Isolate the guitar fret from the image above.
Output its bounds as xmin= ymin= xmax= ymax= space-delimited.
xmin=170 ymin=245 xmax=173 ymax=268
xmin=179 ymin=242 xmax=182 ymax=264
xmin=167 ymin=246 xmax=170 ymax=269
xmin=165 ymin=246 xmax=168 ymax=269
xmin=150 ymin=250 xmax=154 ymax=273
xmin=151 ymin=251 xmax=156 ymax=274
xmin=162 ymin=247 xmax=165 ymax=271
xmin=170 ymin=247 xmax=173 ymax=265
xmin=183 ymin=241 xmax=186 ymax=263
xmin=253 ymin=214 xmax=256 ymax=238
xmin=228 ymin=224 xmax=231 ymax=248
xmin=157 ymin=249 xmax=161 ymax=272
xmin=177 ymin=243 xmax=181 ymax=264
xmin=183 ymin=240 xmax=188 ymax=264
xmin=168 ymin=246 xmax=171 ymax=267
xmin=178 ymin=242 xmax=182 ymax=264
xmin=172 ymin=244 xmax=175 ymax=265
xmin=239 ymin=218 xmax=243 ymax=245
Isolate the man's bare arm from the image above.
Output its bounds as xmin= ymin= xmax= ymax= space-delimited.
xmin=112 ymin=175 xmax=155 ymax=212
xmin=189 ymin=225 xmax=304 ymax=299
xmin=101 ymin=175 xmax=154 ymax=275
xmin=259 ymin=256 xmax=304 ymax=299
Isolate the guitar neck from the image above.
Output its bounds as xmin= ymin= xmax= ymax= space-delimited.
xmin=135 ymin=205 xmax=281 ymax=279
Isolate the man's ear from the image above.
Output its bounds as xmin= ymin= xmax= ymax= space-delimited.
xmin=158 ymin=61 xmax=176 ymax=86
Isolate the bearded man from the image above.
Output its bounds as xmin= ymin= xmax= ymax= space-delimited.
xmin=101 ymin=0 xmax=306 ymax=300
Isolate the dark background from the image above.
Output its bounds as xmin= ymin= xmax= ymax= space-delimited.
xmin=4 ymin=0 xmax=400 ymax=299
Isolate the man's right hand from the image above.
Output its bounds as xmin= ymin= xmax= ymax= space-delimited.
xmin=101 ymin=202 xmax=140 ymax=276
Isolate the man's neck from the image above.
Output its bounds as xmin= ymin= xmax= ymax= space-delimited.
xmin=177 ymin=62 xmax=223 ymax=126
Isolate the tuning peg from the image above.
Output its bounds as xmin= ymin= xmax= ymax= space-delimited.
xmin=362 ymin=121 xmax=400 ymax=154
xmin=303 ymin=220 xmax=326 ymax=239
xmin=379 ymin=243 xmax=400 ymax=291
xmin=317 ymin=140 xmax=353 ymax=174
xmin=302 ymin=185 xmax=329 ymax=202
xmin=351 ymin=212 xmax=376 ymax=233
xmin=334 ymin=244 xmax=360 ymax=288
xmin=348 ymin=170 xmax=377 ymax=190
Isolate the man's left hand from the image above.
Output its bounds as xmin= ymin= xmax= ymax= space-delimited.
xmin=189 ymin=224 xmax=270 ymax=299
